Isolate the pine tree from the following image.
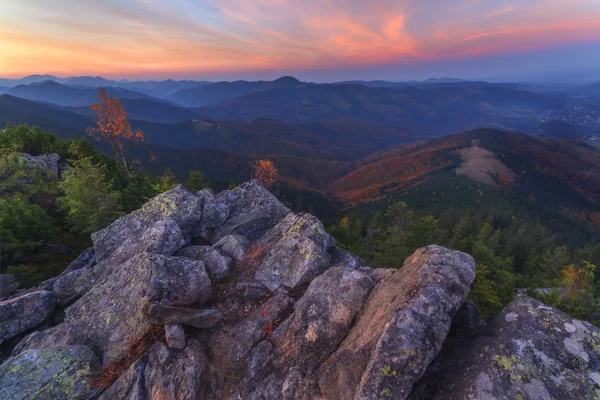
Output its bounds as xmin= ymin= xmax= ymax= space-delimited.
xmin=184 ymin=170 xmax=208 ymax=193
xmin=58 ymin=156 xmax=123 ymax=234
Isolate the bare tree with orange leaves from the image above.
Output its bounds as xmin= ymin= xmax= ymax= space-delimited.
xmin=88 ymin=88 xmax=144 ymax=175
xmin=251 ymin=159 xmax=278 ymax=189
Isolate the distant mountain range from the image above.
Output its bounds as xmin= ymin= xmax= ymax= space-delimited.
xmin=7 ymin=81 xmax=173 ymax=108
xmin=166 ymin=76 xmax=303 ymax=107
xmin=0 ymin=74 xmax=599 ymax=227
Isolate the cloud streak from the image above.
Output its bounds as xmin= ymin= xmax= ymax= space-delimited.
xmin=0 ymin=0 xmax=598 ymax=79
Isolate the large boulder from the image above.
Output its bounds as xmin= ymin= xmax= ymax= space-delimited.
xmin=53 ymin=266 xmax=97 ymax=307
xmin=98 ymin=338 xmax=207 ymax=400
xmin=12 ymin=324 xmax=70 ymax=356
xmin=253 ymin=213 xmax=336 ymax=292
xmin=209 ymin=180 xmax=291 ymax=243
xmin=19 ymin=153 xmax=61 ymax=178
xmin=62 ymin=247 xmax=96 ymax=275
xmin=91 ymin=185 xmax=202 ymax=263
xmin=409 ymin=295 xmax=600 ymax=400
xmin=213 ymin=234 xmax=249 ymax=261
xmin=65 ymin=253 xmax=212 ymax=362
xmin=319 ymin=245 xmax=476 ymax=400
xmin=175 ymin=245 xmax=232 ymax=281
xmin=196 ymin=188 xmax=229 ymax=233
xmin=247 ymin=267 xmax=375 ymax=398
xmin=0 ymin=291 xmax=55 ymax=341
xmin=0 ymin=274 xmax=20 ymax=300
xmin=0 ymin=345 xmax=100 ymax=400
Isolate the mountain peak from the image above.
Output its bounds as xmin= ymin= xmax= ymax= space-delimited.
xmin=272 ymin=76 xmax=301 ymax=85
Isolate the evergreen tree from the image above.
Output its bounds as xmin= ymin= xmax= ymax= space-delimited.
xmin=153 ymin=168 xmax=179 ymax=193
xmin=58 ymin=156 xmax=123 ymax=234
xmin=184 ymin=170 xmax=208 ymax=193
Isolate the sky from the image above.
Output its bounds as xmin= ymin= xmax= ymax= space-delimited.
xmin=0 ymin=0 xmax=599 ymax=82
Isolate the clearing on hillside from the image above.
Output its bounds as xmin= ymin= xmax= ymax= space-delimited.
xmin=455 ymin=141 xmax=516 ymax=187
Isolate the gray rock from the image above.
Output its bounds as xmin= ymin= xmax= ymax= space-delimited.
xmin=209 ymin=180 xmax=291 ymax=243
xmin=0 ymin=274 xmax=19 ymax=299
xmin=213 ymin=234 xmax=249 ymax=261
xmin=330 ymin=246 xmax=366 ymax=268
xmin=319 ymin=245 xmax=476 ymax=400
xmin=196 ymin=188 xmax=229 ymax=232
xmin=253 ymin=213 xmax=336 ymax=292
xmin=165 ymin=324 xmax=186 ymax=349
xmin=0 ymin=345 xmax=100 ymax=400
xmin=148 ymin=304 xmax=223 ymax=329
xmin=237 ymin=282 xmax=270 ymax=301
xmin=37 ymin=278 xmax=56 ymax=292
xmin=65 ymin=253 xmax=212 ymax=362
xmin=0 ymin=291 xmax=55 ymax=340
xmin=53 ymin=267 xmax=97 ymax=307
xmin=12 ymin=324 xmax=70 ymax=356
xmin=409 ymin=295 xmax=600 ymax=400
xmin=358 ymin=266 xmax=396 ymax=283
xmin=249 ymin=267 xmax=375 ymax=398
xmin=210 ymin=291 xmax=293 ymax=373
xmin=92 ymin=185 xmax=202 ymax=263
xmin=175 ymin=245 xmax=232 ymax=281
xmin=19 ymin=153 xmax=61 ymax=178
xmin=99 ymin=338 xmax=207 ymax=400
xmin=62 ymin=247 xmax=96 ymax=274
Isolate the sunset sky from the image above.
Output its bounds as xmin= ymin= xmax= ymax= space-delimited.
xmin=1 ymin=0 xmax=599 ymax=81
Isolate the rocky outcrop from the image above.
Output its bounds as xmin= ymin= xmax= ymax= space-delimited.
xmin=0 ymin=291 xmax=55 ymax=341
xmin=98 ymin=338 xmax=207 ymax=400
xmin=19 ymin=153 xmax=61 ymax=178
xmin=65 ymin=253 xmax=212 ymax=362
xmin=253 ymin=212 xmax=336 ymax=292
xmin=0 ymin=345 xmax=100 ymax=400
xmin=3 ymin=180 xmax=591 ymax=400
xmin=175 ymin=245 xmax=233 ymax=281
xmin=209 ymin=180 xmax=291 ymax=243
xmin=319 ymin=245 xmax=475 ymax=400
xmin=409 ymin=295 xmax=600 ymax=400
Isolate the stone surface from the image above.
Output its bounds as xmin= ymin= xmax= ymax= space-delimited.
xmin=148 ymin=304 xmax=223 ymax=329
xmin=98 ymin=338 xmax=207 ymax=400
xmin=53 ymin=266 xmax=97 ymax=307
xmin=248 ymin=267 xmax=375 ymax=398
xmin=0 ymin=345 xmax=100 ymax=400
xmin=0 ymin=291 xmax=55 ymax=340
xmin=253 ymin=212 xmax=336 ymax=292
xmin=62 ymin=247 xmax=96 ymax=275
xmin=409 ymin=295 xmax=600 ymax=400
xmin=209 ymin=180 xmax=291 ymax=243
xmin=176 ymin=245 xmax=232 ymax=281
xmin=91 ymin=185 xmax=202 ymax=263
xmin=165 ymin=324 xmax=186 ymax=349
xmin=319 ymin=245 xmax=476 ymax=400
xmin=0 ymin=274 xmax=19 ymax=299
xmin=196 ymin=188 xmax=229 ymax=233
xmin=213 ymin=234 xmax=249 ymax=261
xmin=330 ymin=245 xmax=366 ymax=268
xmin=12 ymin=324 xmax=70 ymax=356
xmin=19 ymin=153 xmax=61 ymax=178
xmin=65 ymin=253 xmax=211 ymax=362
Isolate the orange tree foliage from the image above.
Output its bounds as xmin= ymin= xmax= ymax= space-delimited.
xmin=251 ymin=159 xmax=278 ymax=188
xmin=562 ymin=261 xmax=596 ymax=297
xmin=88 ymin=88 xmax=144 ymax=174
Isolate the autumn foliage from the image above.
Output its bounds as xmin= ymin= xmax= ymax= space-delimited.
xmin=88 ymin=88 xmax=144 ymax=174
xmin=251 ymin=159 xmax=278 ymax=188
